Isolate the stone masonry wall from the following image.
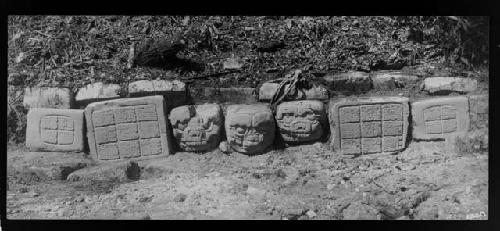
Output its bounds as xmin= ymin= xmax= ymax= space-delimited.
xmin=23 ymin=75 xmax=488 ymax=159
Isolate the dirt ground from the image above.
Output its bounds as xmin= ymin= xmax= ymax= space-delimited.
xmin=6 ymin=131 xmax=488 ymax=220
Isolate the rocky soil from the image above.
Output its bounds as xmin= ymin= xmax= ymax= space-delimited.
xmin=6 ymin=130 xmax=488 ymax=220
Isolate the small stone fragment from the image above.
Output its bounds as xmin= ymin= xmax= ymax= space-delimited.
xmin=173 ymin=193 xmax=187 ymax=202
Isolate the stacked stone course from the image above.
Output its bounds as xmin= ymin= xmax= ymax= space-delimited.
xmin=22 ymin=74 xmax=488 ymax=159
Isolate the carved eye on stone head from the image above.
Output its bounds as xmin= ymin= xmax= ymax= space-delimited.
xmin=236 ymin=126 xmax=246 ymax=134
xmin=306 ymin=112 xmax=319 ymax=121
xmin=202 ymin=118 xmax=214 ymax=132
xmin=170 ymin=107 xmax=191 ymax=129
xmin=283 ymin=113 xmax=294 ymax=123
xmin=252 ymin=112 xmax=273 ymax=127
xmin=230 ymin=125 xmax=246 ymax=137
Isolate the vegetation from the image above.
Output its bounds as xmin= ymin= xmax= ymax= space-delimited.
xmin=7 ymin=16 xmax=489 ymax=144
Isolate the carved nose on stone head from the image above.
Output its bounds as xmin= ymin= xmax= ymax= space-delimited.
xmin=246 ymin=134 xmax=261 ymax=142
xmin=293 ymin=121 xmax=309 ymax=132
xmin=187 ymin=129 xmax=203 ymax=141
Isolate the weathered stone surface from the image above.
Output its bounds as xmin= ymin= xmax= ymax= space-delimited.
xmin=420 ymin=77 xmax=477 ymax=94
xmin=128 ymin=79 xmax=187 ymax=109
xmin=26 ymin=108 xmax=85 ymax=152
xmin=192 ymin=87 xmax=257 ymax=104
xmin=66 ymin=160 xmax=139 ymax=183
xmin=411 ymin=96 xmax=470 ymax=140
xmin=258 ymin=81 xmax=328 ymax=101
xmin=323 ymin=71 xmax=372 ymax=94
xmin=23 ymin=87 xmax=73 ymax=109
xmin=370 ymin=71 xmax=419 ymax=90
xmin=75 ymin=82 xmax=121 ymax=105
xmin=85 ymin=96 xmax=172 ymax=161
xmin=169 ymin=104 xmax=222 ymax=152
xmin=276 ymin=100 xmax=326 ymax=143
xmin=7 ymin=151 xmax=93 ymax=184
xmin=329 ymin=97 xmax=409 ymax=155
xmin=225 ymin=104 xmax=275 ymax=154
xmin=468 ymin=94 xmax=488 ymax=130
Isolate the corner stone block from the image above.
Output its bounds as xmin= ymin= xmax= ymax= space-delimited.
xmin=276 ymin=100 xmax=326 ymax=143
xmin=323 ymin=71 xmax=372 ymax=94
xmin=329 ymin=97 xmax=409 ymax=155
xmin=75 ymin=82 xmax=121 ymax=106
xmin=23 ymin=87 xmax=73 ymax=109
xmin=225 ymin=104 xmax=275 ymax=154
xmin=420 ymin=77 xmax=477 ymax=95
xmin=128 ymin=79 xmax=187 ymax=110
xmin=169 ymin=104 xmax=222 ymax=152
xmin=84 ymin=95 xmax=172 ymax=161
xmin=258 ymin=80 xmax=328 ymax=101
xmin=26 ymin=108 xmax=85 ymax=151
xmin=468 ymin=94 xmax=488 ymax=130
xmin=411 ymin=96 xmax=470 ymax=140
xmin=370 ymin=71 xmax=420 ymax=90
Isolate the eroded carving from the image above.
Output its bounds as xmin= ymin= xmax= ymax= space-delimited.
xmin=423 ymin=105 xmax=458 ymax=134
xmin=169 ymin=104 xmax=222 ymax=151
xmin=85 ymin=96 xmax=170 ymax=160
xmin=276 ymin=100 xmax=326 ymax=143
xmin=40 ymin=115 xmax=75 ymax=145
xmin=226 ymin=105 xmax=275 ymax=154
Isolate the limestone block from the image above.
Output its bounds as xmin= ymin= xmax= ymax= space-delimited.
xmin=329 ymin=97 xmax=409 ymax=155
xmin=84 ymin=96 xmax=172 ymax=161
xmin=411 ymin=96 xmax=470 ymax=140
xmin=26 ymin=108 xmax=85 ymax=151
xmin=225 ymin=104 xmax=275 ymax=154
xmin=323 ymin=71 xmax=372 ymax=94
xmin=128 ymin=79 xmax=187 ymax=109
xmin=23 ymin=87 xmax=73 ymax=109
xmin=75 ymin=82 xmax=121 ymax=105
xmin=468 ymin=94 xmax=488 ymax=130
xmin=370 ymin=71 xmax=419 ymax=90
xmin=276 ymin=100 xmax=326 ymax=143
xmin=169 ymin=104 xmax=222 ymax=152
xmin=258 ymin=80 xmax=328 ymax=101
xmin=420 ymin=77 xmax=477 ymax=94
xmin=192 ymin=87 xmax=257 ymax=104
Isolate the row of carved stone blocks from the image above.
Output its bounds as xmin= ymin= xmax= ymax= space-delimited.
xmin=26 ymin=94 xmax=488 ymax=160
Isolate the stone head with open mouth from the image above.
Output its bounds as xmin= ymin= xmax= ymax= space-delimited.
xmin=276 ymin=100 xmax=326 ymax=143
xmin=169 ymin=104 xmax=222 ymax=152
xmin=226 ymin=104 xmax=275 ymax=154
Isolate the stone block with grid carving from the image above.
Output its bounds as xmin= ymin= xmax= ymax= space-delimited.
xmin=329 ymin=97 xmax=409 ymax=155
xmin=26 ymin=108 xmax=85 ymax=151
xmin=411 ymin=96 xmax=470 ymax=140
xmin=84 ymin=96 xmax=172 ymax=160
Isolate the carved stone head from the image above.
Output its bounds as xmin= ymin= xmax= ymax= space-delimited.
xmin=276 ymin=100 xmax=326 ymax=143
xmin=225 ymin=105 xmax=275 ymax=154
xmin=169 ymin=104 xmax=222 ymax=152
